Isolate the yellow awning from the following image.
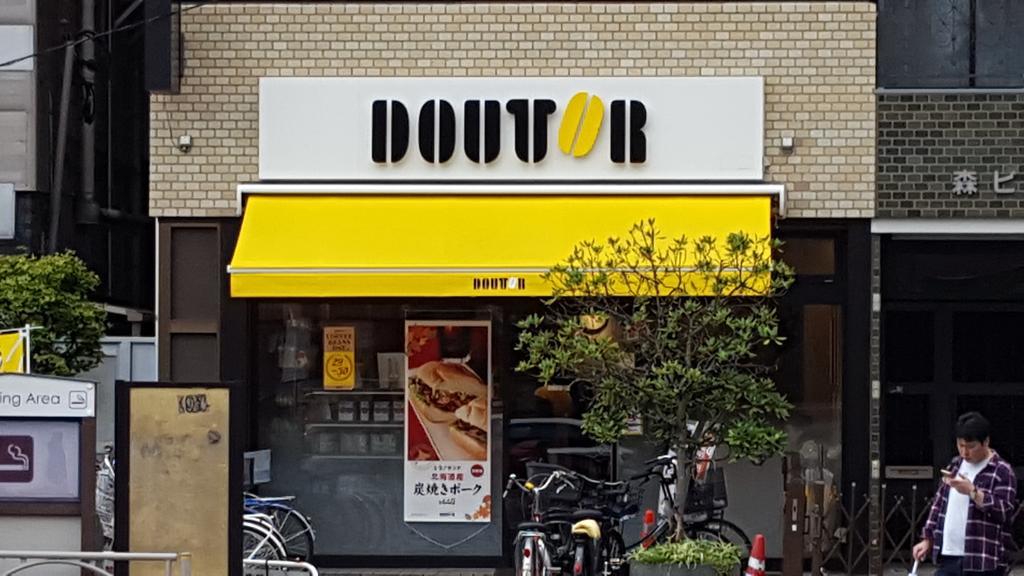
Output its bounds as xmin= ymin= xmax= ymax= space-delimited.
xmin=228 ymin=194 xmax=772 ymax=298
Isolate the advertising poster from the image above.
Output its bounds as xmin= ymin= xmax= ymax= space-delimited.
xmin=323 ymin=326 xmax=356 ymax=389
xmin=404 ymin=320 xmax=491 ymax=523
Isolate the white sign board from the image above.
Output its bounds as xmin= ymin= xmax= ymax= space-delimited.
xmin=0 ymin=374 xmax=95 ymax=418
xmin=260 ymin=77 xmax=764 ymax=182
xmin=0 ymin=420 xmax=80 ymax=499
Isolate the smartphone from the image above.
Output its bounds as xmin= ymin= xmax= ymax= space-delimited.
xmin=941 ymin=469 xmax=954 ymax=477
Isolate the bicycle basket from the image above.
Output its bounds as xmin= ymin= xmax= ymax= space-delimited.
xmin=591 ymin=480 xmax=644 ymax=520
xmin=683 ymin=467 xmax=728 ymax=514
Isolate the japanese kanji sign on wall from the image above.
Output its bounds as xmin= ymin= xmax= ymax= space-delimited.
xmin=404 ymin=320 xmax=492 ymax=523
xmin=951 ymin=168 xmax=1022 ymax=196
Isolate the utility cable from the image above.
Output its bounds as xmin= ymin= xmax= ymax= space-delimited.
xmin=0 ymin=0 xmax=215 ymax=70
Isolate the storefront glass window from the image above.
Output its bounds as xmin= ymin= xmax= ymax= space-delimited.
xmin=883 ymin=395 xmax=932 ymax=466
xmin=952 ymin=311 xmax=1024 ymax=383
xmin=782 ymin=237 xmax=836 ymax=277
xmin=884 ymin=311 xmax=935 ymax=383
xmin=784 ymin=305 xmax=843 ymax=486
xmin=252 ymin=300 xmax=605 ymax=560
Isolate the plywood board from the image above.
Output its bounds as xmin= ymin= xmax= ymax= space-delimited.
xmin=129 ymin=387 xmax=229 ymax=576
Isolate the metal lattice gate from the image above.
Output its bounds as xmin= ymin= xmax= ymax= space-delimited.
xmin=805 ymin=482 xmax=1024 ymax=576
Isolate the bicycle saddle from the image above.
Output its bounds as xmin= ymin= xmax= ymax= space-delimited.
xmin=569 ymin=509 xmax=606 ymax=522
xmin=516 ymin=521 xmax=548 ymax=531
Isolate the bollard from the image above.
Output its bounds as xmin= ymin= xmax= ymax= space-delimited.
xmin=179 ymin=552 xmax=192 ymax=576
xmin=782 ymin=454 xmax=806 ymax=576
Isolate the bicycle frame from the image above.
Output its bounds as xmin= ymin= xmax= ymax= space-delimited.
xmin=506 ymin=471 xmax=576 ymax=576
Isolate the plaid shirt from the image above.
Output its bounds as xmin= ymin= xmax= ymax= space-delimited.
xmin=922 ymin=453 xmax=1018 ymax=572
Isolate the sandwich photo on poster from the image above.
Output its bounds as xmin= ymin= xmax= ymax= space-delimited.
xmin=404 ymin=320 xmax=492 ymax=523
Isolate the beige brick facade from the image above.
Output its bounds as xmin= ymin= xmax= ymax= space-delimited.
xmin=150 ymin=2 xmax=876 ymax=219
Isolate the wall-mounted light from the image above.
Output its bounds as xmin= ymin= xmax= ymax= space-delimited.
xmin=780 ymin=136 xmax=795 ymax=153
xmin=177 ymin=134 xmax=192 ymax=153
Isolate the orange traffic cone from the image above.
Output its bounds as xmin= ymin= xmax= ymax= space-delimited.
xmin=744 ymin=534 xmax=766 ymax=576
xmin=639 ymin=510 xmax=656 ymax=548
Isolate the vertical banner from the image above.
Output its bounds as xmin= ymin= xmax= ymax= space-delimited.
xmin=404 ymin=320 xmax=491 ymax=522
xmin=323 ymin=326 xmax=356 ymax=389
xmin=0 ymin=329 xmax=26 ymax=373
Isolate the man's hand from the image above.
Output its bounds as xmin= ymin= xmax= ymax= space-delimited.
xmin=912 ymin=539 xmax=931 ymax=561
xmin=945 ymin=473 xmax=974 ymax=495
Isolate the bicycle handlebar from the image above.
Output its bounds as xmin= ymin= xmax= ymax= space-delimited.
xmin=503 ymin=470 xmax=578 ymax=499
xmin=644 ymin=455 xmax=675 ymax=467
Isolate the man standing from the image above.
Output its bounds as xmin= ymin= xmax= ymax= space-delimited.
xmin=913 ymin=412 xmax=1018 ymax=576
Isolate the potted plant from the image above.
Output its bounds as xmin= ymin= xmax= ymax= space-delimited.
xmin=631 ymin=540 xmax=742 ymax=576
xmin=516 ymin=219 xmax=793 ymax=572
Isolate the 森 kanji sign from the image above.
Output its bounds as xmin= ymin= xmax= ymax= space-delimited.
xmin=951 ymin=168 xmax=1022 ymax=196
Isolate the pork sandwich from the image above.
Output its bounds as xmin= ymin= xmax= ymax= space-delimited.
xmin=408 ymin=361 xmax=486 ymax=423
xmin=450 ymin=396 xmax=488 ymax=460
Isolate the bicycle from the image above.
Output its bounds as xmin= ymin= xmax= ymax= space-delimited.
xmin=547 ymin=453 xmax=750 ymax=576
xmin=243 ymin=493 xmax=316 ymax=561
xmin=95 ymin=448 xmax=117 ymax=574
xmin=611 ymin=454 xmax=751 ymax=576
xmin=505 ymin=470 xmax=606 ymax=576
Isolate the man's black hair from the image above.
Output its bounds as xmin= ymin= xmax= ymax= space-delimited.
xmin=955 ymin=411 xmax=991 ymax=443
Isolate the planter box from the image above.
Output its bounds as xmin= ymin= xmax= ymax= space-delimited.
xmin=630 ymin=563 xmax=719 ymax=576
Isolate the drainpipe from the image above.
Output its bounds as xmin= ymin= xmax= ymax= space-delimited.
xmin=48 ymin=43 xmax=75 ymax=253
xmin=77 ymin=0 xmax=100 ymax=225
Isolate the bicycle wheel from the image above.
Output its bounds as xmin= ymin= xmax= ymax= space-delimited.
xmin=600 ymin=529 xmax=627 ymax=576
xmin=242 ymin=521 xmax=287 ymax=561
xmin=270 ymin=507 xmax=315 ymax=560
xmin=687 ymin=519 xmax=751 ymax=576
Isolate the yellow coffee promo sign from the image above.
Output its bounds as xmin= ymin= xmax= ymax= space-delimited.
xmin=0 ymin=331 xmax=26 ymax=373
xmin=323 ymin=326 xmax=356 ymax=389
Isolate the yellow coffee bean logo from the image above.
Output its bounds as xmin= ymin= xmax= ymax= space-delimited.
xmin=558 ymin=92 xmax=604 ymax=158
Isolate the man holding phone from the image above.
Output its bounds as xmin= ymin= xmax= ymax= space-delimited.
xmin=913 ymin=412 xmax=1018 ymax=576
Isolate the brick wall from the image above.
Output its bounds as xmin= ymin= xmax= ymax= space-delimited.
xmin=150 ymin=2 xmax=876 ymax=219
xmin=877 ymin=93 xmax=1024 ymax=218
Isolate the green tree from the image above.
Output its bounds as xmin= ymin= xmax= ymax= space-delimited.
xmin=0 ymin=252 xmax=107 ymax=375
xmin=515 ymin=219 xmax=793 ymax=537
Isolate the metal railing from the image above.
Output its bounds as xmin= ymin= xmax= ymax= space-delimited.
xmin=0 ymin=551 xmax=191 ymax=576
xmin=243 ymin=558 xmax=319 ymax=576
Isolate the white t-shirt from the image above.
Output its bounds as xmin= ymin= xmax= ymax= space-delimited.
xmin=941 ymin=457 xmax=991 ymax=556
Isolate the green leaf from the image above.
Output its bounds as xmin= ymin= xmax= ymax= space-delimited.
xmin=631 ymin=540 xmax=741 ymax=576
xmin=0 ymin=252 xmax=106 ymax=375
xmin=514 ymin=219 xmax=793 ymax=462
